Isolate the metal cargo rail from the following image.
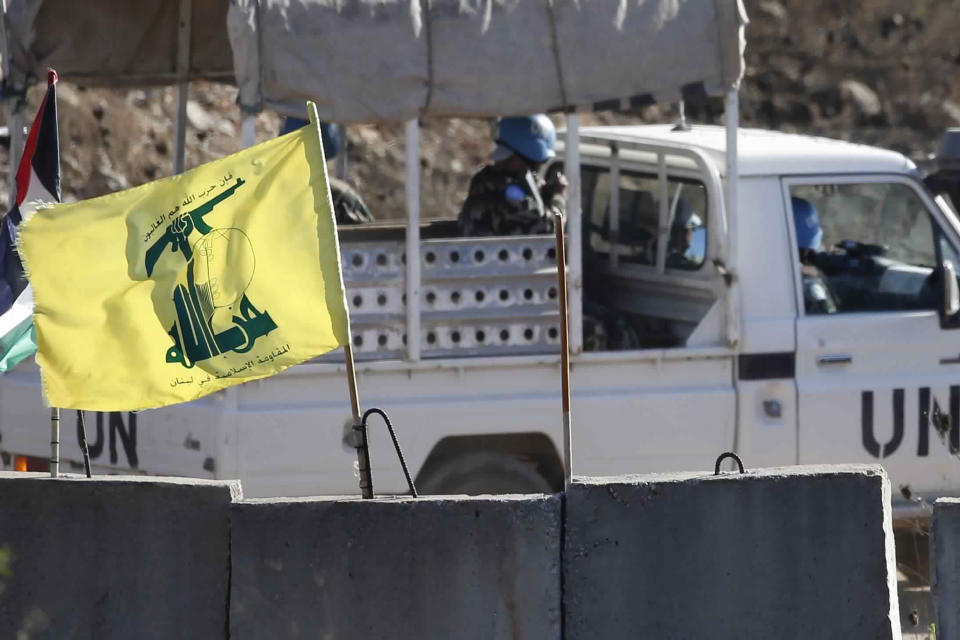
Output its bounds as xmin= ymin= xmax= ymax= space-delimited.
xmin=329 ymin=235 xmax=561 ymax=361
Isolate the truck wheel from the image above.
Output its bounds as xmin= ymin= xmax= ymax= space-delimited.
xmin=416 ymin=452 xmax=553 ymax=495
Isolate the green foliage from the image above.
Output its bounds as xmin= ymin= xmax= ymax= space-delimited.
xmin=0 ymin=544 xmax=13 ymax=578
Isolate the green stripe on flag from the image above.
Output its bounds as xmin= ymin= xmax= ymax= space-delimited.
xmin=0 ymin=320 xmax=37 ymax=373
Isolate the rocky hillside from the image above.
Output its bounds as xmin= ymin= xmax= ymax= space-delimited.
xmin=740 ymin=0 xmax=960 ymax=154
xmin=3 ymin=0 xmax=960 ymax=218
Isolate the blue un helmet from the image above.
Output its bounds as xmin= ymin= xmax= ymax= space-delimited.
xmin=496 ymin=114 xmax=557 ymax=164
xmin=672 ymin=199 xmax=703 ymax=232
xmin=280 ymin=117 xmax=341 ymax=159
xmin=791 ymin=197 xmax=823 ymax=251
xmin=669 ymin=199 xmax=706 ymax=266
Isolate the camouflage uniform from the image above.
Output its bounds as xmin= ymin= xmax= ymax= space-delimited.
xmin=456 ymin=166 xmax=563 ymax=236
xmin=329 ymin=176 xmax=374 ymax=225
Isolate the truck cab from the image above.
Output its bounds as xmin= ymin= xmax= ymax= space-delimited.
xmin=569 ymin=124 xmax=960 ymax=509
xmin=4 ymin=123 xmax=960 ymax=514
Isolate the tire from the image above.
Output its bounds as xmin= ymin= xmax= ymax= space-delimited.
xmin=416 ymin=452 xmax=553 ymax=496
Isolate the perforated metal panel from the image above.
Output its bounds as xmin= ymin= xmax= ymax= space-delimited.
xmin=329 ymin=235 xmax=562 ymax=361
xmin=339 ymin=240 xmax=407 ymax=360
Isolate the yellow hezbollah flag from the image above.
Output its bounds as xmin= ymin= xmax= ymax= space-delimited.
xmin=19 ymin=113 xmax=348 ymax=411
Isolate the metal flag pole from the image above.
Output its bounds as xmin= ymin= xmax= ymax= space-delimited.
xmin=553 ymin=212 xmax=573 ymax=489
xmin=344 ymin=341 xmax=373 ymax=498
xmin=305 ymin=101 xmax=373 ymax=499
xmin=77 ymin=411 xmax=92 ymax=477
xmin=49 ymin=408 xmax=59 ymax=477
xmin=172 ymin=0 xmax=192 ymax=175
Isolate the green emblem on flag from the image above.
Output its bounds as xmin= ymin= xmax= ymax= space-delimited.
xmin=142 ymin=177 xmax=278 ymax=369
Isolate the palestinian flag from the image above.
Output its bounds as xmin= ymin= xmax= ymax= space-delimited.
xmin=0 ymin=69 xmax=60 ymax=372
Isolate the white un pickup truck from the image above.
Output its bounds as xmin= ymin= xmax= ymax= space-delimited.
xmin=4 ymin=123 xmax=960 ymax=516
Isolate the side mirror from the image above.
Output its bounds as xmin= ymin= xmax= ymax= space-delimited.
xmin=943 ymin=260 xmax=960 ymax=316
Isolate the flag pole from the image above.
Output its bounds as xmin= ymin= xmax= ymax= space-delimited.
xmin=344 ymin=341 xmax=372 ymax=498
xmin=306 ymin=101 xmax=373 ymax=499
xmin=553 ymin=212 xmax=573 ymax=489
xmin=49 ymin=408 xmax=59 ymax=477
xmin=43 ymin=70 xmax=61 ymax=479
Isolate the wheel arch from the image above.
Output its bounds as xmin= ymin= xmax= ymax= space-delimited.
xmin=415 ymin=432 xmax=564 ymax=493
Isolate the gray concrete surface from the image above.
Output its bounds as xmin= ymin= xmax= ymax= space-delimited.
xmin=0 ymin=472 xmax=239 ymax=639
xmin=564 ymin=464 xmax=901 ymax=640
xmin=932 ymin=498 xmax=960 ymax=639
xmin=230 ymin=494 xmax=561 ymax=639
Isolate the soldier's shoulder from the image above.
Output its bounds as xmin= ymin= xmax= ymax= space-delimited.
xmin=471 ymin=165 xmax=517 ymax=187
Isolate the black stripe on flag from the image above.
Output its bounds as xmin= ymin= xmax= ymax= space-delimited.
xmin=0 ymin=208 xmax=26 ymax=313
xmin=32 ymin=81 xmax=60 ymax=202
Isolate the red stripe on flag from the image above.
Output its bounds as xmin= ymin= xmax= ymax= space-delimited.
xmin=14 ymin=71 xmax=57 ymax=206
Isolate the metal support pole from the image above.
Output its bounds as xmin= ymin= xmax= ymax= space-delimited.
xmin=240 ymin=115 xmax=256 ymax=149
xmin=564 ymin=114 xmax=583 ymax=354
xmin=655 ymin=153 xmax=668 ymax=274
xmin=405 ymin=119 xmax=421 ymax=362
xmin=336 ymin=124 xmax=348 ymax=180
xmin=608 ymin=142 xmax=620 ymax=269
xmin=6 ymin=102 xmax=23 ymax=204
xmin=173 ymin=86 xmax=188 ymax=174
xmin=173 ymin=0 xmax=192 ymax=175
xmin=724 ymin=89 xmax=741 ymax=349
xmin=49 ymin=408 xmax=59 ymax=477
xmin=554 ymin=213 xmax=573 ymax=489
xmin=725 ymin=88 xmax=743 ymax=462
xmin=0 ymin=0 xmax=16 ymax=205
xmin=0 ymin=0 xmax=10 ymax=88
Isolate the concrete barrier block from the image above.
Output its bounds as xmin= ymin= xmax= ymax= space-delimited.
xmin=0 ymin=473 xmax=239 ymax=639
xmin=230 ymin=494 xmax=561 ymax=639
xmin=564 ymin=464 xmax=900 ymax=639
xmin=933 ymin=498 xmax=960 ymax=639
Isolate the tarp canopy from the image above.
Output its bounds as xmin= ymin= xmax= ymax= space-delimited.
xmin=3 ymin=0 xmax=746 ymax=123
xmin=228 ymin=0 xmax=747 ymax=122
xmin=2 ymin=0 xmax=234 ymax=90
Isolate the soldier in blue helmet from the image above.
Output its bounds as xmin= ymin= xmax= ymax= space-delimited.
xmin=457 ymin=114 xmax=567 ymax=236
xmin=280 ymin=117 xmax=374 ymax=225
xmin=666 ymin=199 xmax=705 ymax=270
xmin=792 ymin=196 xmax=837 ymax=314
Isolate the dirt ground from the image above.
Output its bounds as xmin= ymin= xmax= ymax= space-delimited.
xmin=897 ymin=525 xmax=935 ymax=638
xmin=6 ymin=0 xmax=960 ymax=219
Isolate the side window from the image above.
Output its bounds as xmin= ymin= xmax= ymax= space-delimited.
xmin=583 ymin=167 xmax=707 ymax=270
xmin=666 ymin=183 xmax=708 ymax=271
xmin=938 ymin=230 xmax=960 ymax=326
xmin=940 ymin=231 xmax=960 ymax=271
xmin=790 ymin=182 xmax=939 ymax=314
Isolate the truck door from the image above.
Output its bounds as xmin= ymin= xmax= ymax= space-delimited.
xmin=570 ymin=153 xmax=736 ymax=477
xmin=789 ymin=175 xmax=960 ymax=497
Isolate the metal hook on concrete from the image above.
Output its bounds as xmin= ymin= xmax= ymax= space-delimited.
xmin=714 ymin=451 xmax=745 ymax=475
xmin=355 ymin=408 xmax=419 ymax=497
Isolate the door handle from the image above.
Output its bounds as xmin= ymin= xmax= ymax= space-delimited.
xmin=817 ymin=354 xmax=852 ymax=366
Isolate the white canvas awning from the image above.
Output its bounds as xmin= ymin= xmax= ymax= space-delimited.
xmin=1 ymin=0 xmax=235 ymax=90
xmin=2 ymin=0 xmax=746 ymax=124
xmin=227 ymin=0 xmax=747 ymax=122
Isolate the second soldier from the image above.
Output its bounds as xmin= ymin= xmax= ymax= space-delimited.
xmin=457 ymin=114 xmax=566 ymax=237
